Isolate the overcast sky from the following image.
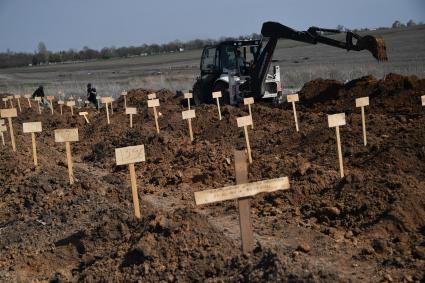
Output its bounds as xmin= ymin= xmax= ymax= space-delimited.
xmin=0 ymin=0 xmax=424 ymax=53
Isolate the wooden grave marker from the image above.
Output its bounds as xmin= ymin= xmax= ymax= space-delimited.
xmin=101 ymin=96 xmax=113 ymax=124
xmin=0 ymin=119 xmax=6 ymax=146
xmin=121 ymin=91 xmax=128 ymax=109
xmin=243 ymin=97 xmax=255 ymax=129
xmin=287 ymin=93 xmax=300 ymax=132
xmin=328 ymin=113 xmax=346 ymax=178
xmin=34 ymin=97 xmax=42 ymax=114
xmin=24 ymin=94 xmax=32 ymax=108
xmin=14 ymin=95 xmax=22 ymax=112
xmin=147 ymin=98 xmax=160 ymax=133
xmin=182 ymin=109 xmax=196 ymax=142
xmin=79 ymin=112 xmax=90 ymax=124
xmin=96 ymin=96 xmax=101 ymax=112
xmin=126 ymin=107 xmax=137 ymax=128
xmin=84 ymin=100 xmax=90 ymax=107
xmin=2 ymin=97 xmax=8 ymax=108
xmin=194 ymin=150 xmax=290 ymax=253
xmin=212 ymin=91 xmax=222 ymax=120
xmin=147 ymin=93 xmax=156 ymax=100
xmin=54 ymin=128 xmax=79 ymax=184
xmin=355 ymin=96 xmax=369 ymax=146
xmin=7 ymin=96 xmax=13 ymax=108
xmin=115 ymin=145 xmax=146 ymax=219
xmin=77 ymin=98 xmax=82 ymax=108
xmin=421 ymin=95 xmax=425 ymax=106
xmin=237 ymin=115 xmax=253 ymax=163
xmin=23 ymin=122 xmax=42 ymax=166
xmin=0 ymin=108 xmax=18 ymax=151
xmin=46 ymin=96 xmax=55 ymax=115
xmin=66 ymin=100 xmax=75 ymax=116
xmin=110 ymin=98 xmax=114 ymax=115
xmin=58 ymin=100 xmax=64 ymax=115
xmin=184 ymin=92 xmax=193 ymax=109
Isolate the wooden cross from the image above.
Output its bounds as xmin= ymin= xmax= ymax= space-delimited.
xmin=23 ymin=122 xmax=42 ymax=166
xmin=184 ymin=92 xmax=193 ymax=109
xmin=237 ymin=115 xmax=253 ymax=163
xmin=212 ymin=91 xmax=222 ymax=120
xmin=182 ymin=109 xmax=195 ymax=142
xmin=101 ymin=97 xmax=113 ymax=124
xmin=0 ymin=108 xmax=18 ymax=151
xmin=147 ymin=98 xmax=160 ymax=133
xmin=194 ymin=150 xmax=290 ymax=254
xmin=34 ymin=97 xmax=42 ymax=114
xmin=54 ymin=128 xmax=79 ymax=184
xmin=287 ymin=93 xmax=300 ymax=132
xmin=121 ymin=91 xmax=128 ymax=109
xmin=14 ymin=95 xmax=22 ymax=112
xmin=79 ymin=112 xmax=90 ymax=124
xmin=355 ymin=97 xmax=369 ymax=146
xmin=126 ymin=107 xmax=137 ymax=128
xmin=7 ymin=96 xmax=13 ymax=108
xmin=147 ymin=93 xmax=156 ymax=100
xmin=24 ymin=94 xmax=32 ymax=108
xmin=243 ymin=97 xmax=255 ymax=129
xmin=66 ymin=100 xmax=75 ymax=116
xmin=115 ymin=145 xmax=146 ymax=219
xmin=0 ymin=119 xmax=6 ymax=146
xmin=58 ymin=100 xmax=64 ymax=115
xmin=328 ymin=113 xmax=346 ymax=178
xmin=46 ymin=96 xmax=55 ymax=115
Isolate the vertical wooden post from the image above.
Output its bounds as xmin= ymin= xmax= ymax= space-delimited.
xmin=65 ymin=141 xmax=74 ymax=184
xmin=15 ymin=96 xmax=22 ymax=112
xmin=106 ymin=102 xmax=110 ymax=124
xmin=24 ymin=95 xmax=31 ymax=108
xmin=182 ymin=109 xmax=196 ymax=142
xmin=237 ymin=115 xmax=253 ymax=164
xmin=328 ymin=113 xmax=346 ymax=178
xmin=31 ymin=132 xmax=38 ymax=166
xmin=287 ymin=94 xmax=300 ymax=132
xmin=335 ymin=126 xmax=344 ymax=178
xmin=124 ymin=96 xmax=127 ymax=109
xmin=153 ymin=107 xmax=159 ymax=133
xmin=235 ymin=150 xmax=254 ymax=254
xmin=50 ymin=101 xmax=54 ymax=115
xmin=248 ymin=104 xmax=254 ymax=129
xmin=7 ymin=117 xmax=16 ymax=152
xmin=217 ymin=98 xmax=222 ymax=120
xmin=0 ymin=132 xmax=4 ymax=146
xmin=70 ymin=106 xmax=74 ymax=116
xmin=244 ymin=97 xmax=255 ymax=129
xmin=361 ymin=106 xmax=367 ymax=146
xmin=110 ymin=100 xmax=114 ymax=115
xmin=97 ymin=97 xmax=100 ymax=112
xmin=37 ymin=102 xmax=41 ymax=114
xmin=187 ymin=118 xmax=193 ymax=141
xmin=130 ymin=114 xmax=133 ymax=128
xmin=60 ymin=105 xmax=63 ymax=115
xmin=129 ymin=163 xmax=141 ymax=219
xmin=8 ymin=97 xmax=13 ymax=108
xmin=355 ymin=97 xmax=369 ymax=146
xmin=292 ymin=102 xmax=299 ymax=132
xmin=243 ymin=126 xmax=252 ymax=164
xmin=212 ymin=92 xmax=222 ymax=120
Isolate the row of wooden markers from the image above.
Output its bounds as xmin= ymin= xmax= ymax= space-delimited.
xmin=1 ymin=92 xmax=424 ymax=254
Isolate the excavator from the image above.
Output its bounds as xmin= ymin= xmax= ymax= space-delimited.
xmin=192 ymin=21 xmax=387 ymax=105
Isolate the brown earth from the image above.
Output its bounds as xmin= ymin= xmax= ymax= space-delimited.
xmin=0 ymin=73 xmax=424 ymax=282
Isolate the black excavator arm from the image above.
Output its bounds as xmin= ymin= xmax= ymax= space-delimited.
xmin=249 ymin=21 xmax=387 ymax=98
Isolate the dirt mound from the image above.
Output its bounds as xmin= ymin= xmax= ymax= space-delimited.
xmin=1 ymin=74 xmax=424 ymax=281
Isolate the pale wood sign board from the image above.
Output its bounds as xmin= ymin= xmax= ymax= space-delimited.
xmin=147 ymin=99 xmax=160 ymax=108
xmin=243 ymin=97 xmax=255 ymax=129
xmin=147 ymin=93 xmax=156 ymax=100
xmin=212 ymin=91 xmax=222 ymax=120
xmin=126 ymin=107 xmax=137 ymax=128
xmin=184 ymin=92 xmax=193 ymax=109
xmin=182 ymin=109 xmax=196 ymax=141
xmin=147 ymin=99 xmax=160 ymax=133
xmin=115 ymin=145 xmax=146 ymax=219
xmin=236 ymin=115 xmax=253 ymax=163
xmin=287 ymin=93 xmax=300 ymax=132
xmin=121 ymin=91 xmax=128 ymax=108
xmin=327 ymin=113 xmax=346 ymax=178
xmin=23 ymin=122 xmax=42 ymax=166
xmin=355 ymin=97 xmax=370 ymax=146
xmin=1 ymin=108 xmax=17 ymax=151
xmin=79 ymin=112 xmax=90 ymax=124
xmin=54 ymin=128 xmax=79 ymax=184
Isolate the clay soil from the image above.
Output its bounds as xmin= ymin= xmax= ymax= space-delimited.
xmin=1 ymin=73 xmax=424 ymax=282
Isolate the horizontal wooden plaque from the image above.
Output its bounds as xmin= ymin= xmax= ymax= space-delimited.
xmin=1 ymin=108 xmax=17 ymax=118
xmin=66 ymin=101 xmax=75 ymax=107
xmin=287 ymin=93 xmax=299 ymax=103
xmin=115 ymin=145 xmax=146 ymax=166
xmin=121 ymin=91 xmax=127 ymax=96
xmin=23 ymin=122 xmax=42 ymax=133
xmin=1 ymin=98 xmax=7 ymax=102
xmin=147 ymin=99 xmax=160 ymax=108
xmin=148 ymin=93 xmax=156 ymax=100
xmin=421 ymin=95 xmax=424 ymax=106
xmin=244 ymin=97 xmax=254 ymax=105
xmin=328 ymin=113 xmax=346 ymax=128
xmin=54 ymin=128 xmax=79 ymax=142
xmin=79 ymin=112 xmax=88 ymax=116
xmin=184 ymin=92 xmax=193 ymax=99
xmin=237 ymin=115 xmax=253 ymax=127
xmin=101 ymin=97 xmax=113 ymax=104
xmin=85 ymin=100 xmax=90 ymax=104
xmin=46 ymin=96 xmax=54 ymax=100
xmin=126 ymin=107 xmax=137 ymax=115
xmin=355 ymin=97 xmax=369 ymax=107
xmin=96 ymin=96 xmax=101 ymax=100
xmin=24 ymin=94 xmax=31 ymax=99
xmin=7 ymin=96 xmax=13 ymax=99
xmin=182 ymin=109 xmax=196 ymax=120
xmin=58 ymin=100 xmax=64 ymax=105
xmin=14 ymin=95 xmax=21 ymax=99
xmin=212 ymin=91 xmax=222 ymax=98
xmin=195 ymin=177 xmax=290 ymax=205
xmin=34 ymin=97 xmax=42 ymax=101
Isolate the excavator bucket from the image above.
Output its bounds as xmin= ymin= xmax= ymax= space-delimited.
xmin=358 ymin=35 xmax=388 ymax=61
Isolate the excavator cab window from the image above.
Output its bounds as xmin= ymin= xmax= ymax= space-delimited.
xmin=221 ymin=45 xmax=238 ymax=74
xmin=201 ymin=47 xmax=219 ymax=73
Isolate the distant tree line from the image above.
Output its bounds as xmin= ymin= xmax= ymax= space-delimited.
xmin=0 ymin=33 xmax=261 ymax=69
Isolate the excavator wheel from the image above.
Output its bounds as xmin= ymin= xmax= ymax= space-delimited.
xmin=213 ymin=81 xmax=230 ymax=105
xmin=192 ymin=79 xmax=204 ymax=106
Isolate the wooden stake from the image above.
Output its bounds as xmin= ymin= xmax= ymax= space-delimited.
xmin=58 ymin=101 xmax=64 ymax=115
xmin=126 ymin=107 xmax=137 ymax=128
xmin=34 ymin=97 xmax=42 ymax=114
xmin=96 ymin=97 xmax=100 ymax=112
xmin=421 ymin=95 xmax=425 ymax=106
xmin=355 ymin=97 xmax=369 ymax=146
xmin=184 ymin=92 xmax=192 ymax=110
xmin=0 ymin=121 xmax=6 ymax=146
xmin=182 ymin=109 xmax=195 ymax=142
xmin=148 ymin=99 xmax=160 ymax=133
xmin=79 ymin=112 xmax=90 ymax=124
xmin=237 ymin=115 xmax=253 ymax=164
xmin=115 ymin=145 xmax=146 ymax=219
xmin=2 ymin=98 xmax=7 ymax=108
xmin=101 ymin=97 xmax=113 ymax=125
xmin=244 ymin=97 xmax=255 ymax=129
xmin=54 ymin=129 xmax=79 ymax=184
xmin=23 ymin=122 xmax=42 ymax=166
xmin=287 ymin=94 xmax=300 ymax=132
xmin=121 ymin=91 xmax=128 ymax=109
xmin=110 ymin=99 xmax=114 ymax=115
xmin=7 ymin=96 xmax=13 ymax=108
xmin=213 ymin=91 xmax=222 ymax=120
xmin=1 ymin=108 xmax=17 ymax=152
xmin=14 ymin=95 xmax=22 ymax=112
xmin=24 ymin=94 xmax=32 ymax=108
xmin=67 ymin=101 xmax=75 ymax=116
xmin=31 ymin=133 xmax=38 ymax=165
xmin=47 ymin=96 xmax=54 ymax=115
xmin=328 ymin=113 xmax=346 ymax=178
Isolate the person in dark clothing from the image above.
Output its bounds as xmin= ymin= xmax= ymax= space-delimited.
xmin=32 ymin=85 xmax=48 ymax=106
xmin=86 ymin=83 xmax=98 ymax=109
